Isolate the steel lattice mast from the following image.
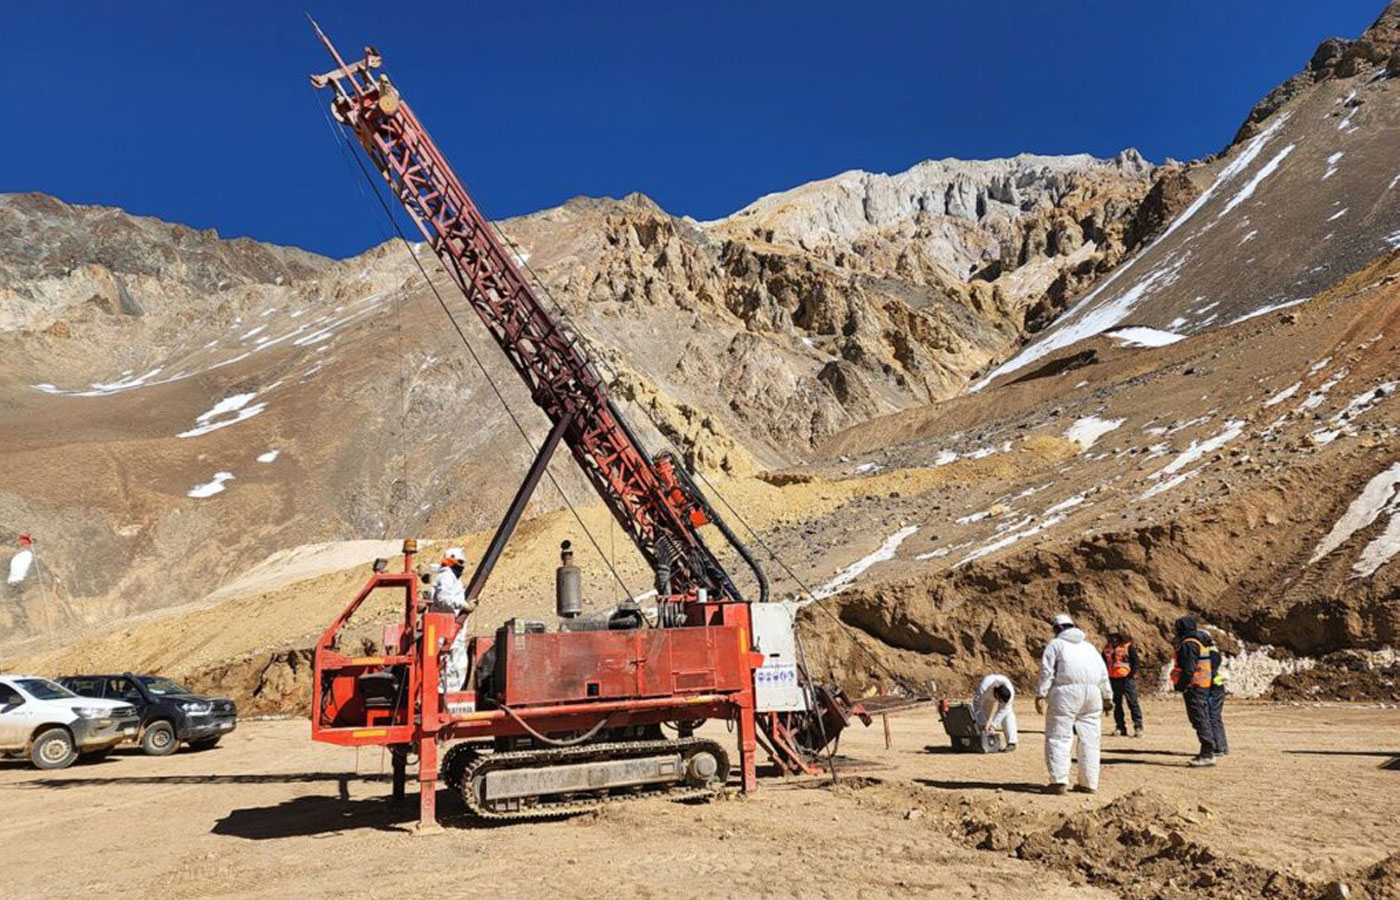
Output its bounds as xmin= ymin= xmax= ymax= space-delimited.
xmin=309 ymin=28 xmax=760 ymax=604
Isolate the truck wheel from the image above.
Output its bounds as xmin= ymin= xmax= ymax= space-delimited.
xmin=141 ymin=721 xmax=178 ymax=756
xmin=79 ymin=748 xmax=113 ymax=763
xmin=187 ymin=737 xmax=221 ymax=751
xmin=30 ymin=728 xmax=77 ymax=770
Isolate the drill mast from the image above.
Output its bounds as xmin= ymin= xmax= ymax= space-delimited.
xmin=309 ymin=30 xmax=757 ymax=607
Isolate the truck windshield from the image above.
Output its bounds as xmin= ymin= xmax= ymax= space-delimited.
xmin=137 ymin=676 xmax=191 ymax=696
xmin=17 ymin=678 xmax=77 ymax=701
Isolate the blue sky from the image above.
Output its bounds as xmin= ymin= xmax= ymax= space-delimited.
xmin=2 ymin=1 xmax=1385 ymax=258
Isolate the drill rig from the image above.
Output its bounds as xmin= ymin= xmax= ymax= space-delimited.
xmin=308 ymin=28 xmax=870 ymax=827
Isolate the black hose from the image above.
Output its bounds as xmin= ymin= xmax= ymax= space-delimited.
xmin=661 ymin=451 xmax=769 ymax=604
xmin=498 ymin=704 xmax=611 ymax=747
xmin=707 ymin=506 xmax=770 ymax=604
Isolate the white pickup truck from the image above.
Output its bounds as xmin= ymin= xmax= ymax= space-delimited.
xmin=0 ymin=675 xmax=140 ymax=769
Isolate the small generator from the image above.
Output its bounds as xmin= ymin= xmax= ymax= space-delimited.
xmin=938 ymin=700 xmax=1004 ymax=753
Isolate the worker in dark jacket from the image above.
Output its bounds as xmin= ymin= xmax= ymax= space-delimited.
xmin=1171 ymin=616 xmax=1217 ymax=767
xmin=1202 ymin=631 xmax=1229 ymax=756
xmin=1102 ymin=625 xmax=1143 ymax=737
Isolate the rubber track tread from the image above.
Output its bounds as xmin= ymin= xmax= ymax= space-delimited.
xmin=459 ymin=737 xmax=728 ymax=821
xmin=441 ymin=742 xmax=484 ymax=792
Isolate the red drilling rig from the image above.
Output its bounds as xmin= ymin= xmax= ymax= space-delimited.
xmin=307 ymin=27 xmax=882 ymax=827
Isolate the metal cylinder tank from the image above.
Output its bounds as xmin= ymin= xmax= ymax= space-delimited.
xmin=556 ymin=540 xmax=582 ymax=618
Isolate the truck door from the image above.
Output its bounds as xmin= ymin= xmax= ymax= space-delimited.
xmin=0 ymin=683 xmax=31 ymax=748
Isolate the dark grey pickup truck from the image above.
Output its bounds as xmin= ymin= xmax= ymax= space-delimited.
xmin=60 ymin=673 xmax=237 ymax=755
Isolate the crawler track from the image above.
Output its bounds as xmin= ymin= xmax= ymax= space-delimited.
xmin=458 ymin=737 xmax=729 ymax=821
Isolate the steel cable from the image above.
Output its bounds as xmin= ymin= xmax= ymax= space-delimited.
xmin=314 ymin=94 xmax=639 ymax=604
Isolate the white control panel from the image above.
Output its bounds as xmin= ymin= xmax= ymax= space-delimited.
xmin=751 ymin=601 xmax=809 ymax=712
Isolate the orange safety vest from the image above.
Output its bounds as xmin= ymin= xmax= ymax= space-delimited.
xmin=1103 ymin=641 xmax=1133 ymax=679
xmin=1170 ymin=637 xmax=1213 ymax=689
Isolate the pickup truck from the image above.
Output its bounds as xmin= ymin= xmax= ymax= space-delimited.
xmin=59 ymin=673 xmax=237 ymax=755
xmin=0 ymin=675 xmax=140 ymax=769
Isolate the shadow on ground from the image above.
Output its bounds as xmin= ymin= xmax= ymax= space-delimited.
xmin=211 ymin=794 xmax=425 ymax=840
xmin=19 ymin=772 xmax=390 ymax=790
xmin=914 ymin=778 xmax=1046 ymax=795
xmin=1285 ymin=749 xmax=1400 ymax=770
xmin=1100 ymin=757 xmax=1187 ymax=768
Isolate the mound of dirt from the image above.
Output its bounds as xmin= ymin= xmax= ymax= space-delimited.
xmin=183 ymin=648 xmax=316 ymax=718
xmin=1011 ymin=791 xmax=1311 ymax=898
xmin=849 ymin=779 xmax=1400 ymax=900
xmin=1268 ymin=648 xmax=1400 ymax=703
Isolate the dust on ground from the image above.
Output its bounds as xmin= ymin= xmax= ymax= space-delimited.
xmin=2 ymin=701 xmax=1396 ymax=900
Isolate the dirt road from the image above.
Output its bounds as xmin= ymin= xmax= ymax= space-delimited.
xmin=2 ymin=700 xmax=1396 ymax=899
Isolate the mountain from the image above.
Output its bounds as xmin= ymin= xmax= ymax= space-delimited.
xmin=0 ymin=145 xmax=1156 ymax=648
xmin=975 ymin=2 xmax=1400 ymax=390
xmin=4 ymin=4 xmax=1400 ymax=709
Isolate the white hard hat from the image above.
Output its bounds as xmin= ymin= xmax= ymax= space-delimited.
xmin=1051 ymin=613 xmax=1074 ymax=629
xmin=441 ymin=547 xmax=466 ymax=566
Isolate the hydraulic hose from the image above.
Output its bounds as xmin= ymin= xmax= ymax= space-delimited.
xmin=707 ymin=505 xmax=770 ymax=603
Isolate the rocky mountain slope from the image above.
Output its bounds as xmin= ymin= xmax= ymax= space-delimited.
xmin=975 ymin=4 xmax=1400 ymax=390
xmin=0 ymin=146 xmax=1156 ymax=647
xmin=797 ymin=1 xmax=1400 ymax=694
xmin=4 ymin=3 xmax=1400 ymax=710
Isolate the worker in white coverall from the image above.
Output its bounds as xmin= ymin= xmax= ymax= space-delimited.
xmin=432 ymin=548 xmax=471 ymax=692
xmin=973 ymin=674 xmax=1017 ymax=751
xmin=1034 ymin=613 xmax=1111 ymax=795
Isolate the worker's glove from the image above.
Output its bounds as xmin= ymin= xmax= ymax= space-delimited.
xmin=1034 ymin=696 xmax=1046 ymax=715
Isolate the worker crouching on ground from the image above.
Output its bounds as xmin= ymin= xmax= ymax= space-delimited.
xmin=973 ymin=673 xmax=1017 ymax=751
xmin=431 ymin=547 xmax=473 ymax=692
xmin=1102 ymin=625 xmax=1143 ymax=737
xmin=1035 ymin=613 xmax=1112 ymax=795
xmin=1171 ymin=615 xmax=1226 ymax=766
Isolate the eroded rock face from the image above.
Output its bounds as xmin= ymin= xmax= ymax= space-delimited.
xmin=0 ymin=192 xmax=327 ymax=335
xmin=706 ymin=151 xmax=1157 ymax=341
xmin=1231 ymin=0 xmax=1400 ymax=148
xmin=499 ymin=153 xmax=1156 ymax=457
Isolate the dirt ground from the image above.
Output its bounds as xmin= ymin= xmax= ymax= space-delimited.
xmin=3 ymin=699 xmax=1396 ymax=899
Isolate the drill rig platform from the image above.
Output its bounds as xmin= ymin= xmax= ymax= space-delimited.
xmin=307 ymin=27 xmax=888 ymax=827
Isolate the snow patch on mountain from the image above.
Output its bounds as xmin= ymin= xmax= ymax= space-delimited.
xmin=1107 ymin=327 xmax=1185 ymax=348
xmin=1064 ymin=416 xmax=1124 ymax=450
xmin=1229 ymin=297 xmax=1308 ymax=325
xmin=809 ymin=525 xmax=919 ymax=600
xmin=1310 ymin=463 xmax=1400 ymax=568
xmin=188 ymin=472 xmax=235 ymax=499
xmin=178 ymin=394 xmax=268 ymax=438
xmin=1217 ymin=143 xmax=1295 ymax=219
xmin=971 ymin=114 xmax=1295 ymax=390
xmin=1264 ymin=382 xmax=1302 ymax=407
